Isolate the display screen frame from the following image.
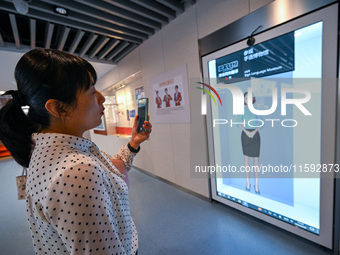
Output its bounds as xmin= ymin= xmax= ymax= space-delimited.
xmin=201 ymin=4 xmax=338 ymax=249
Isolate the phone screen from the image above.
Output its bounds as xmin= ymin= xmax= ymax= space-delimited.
xmin=137 ymin=98 xmax=149 ymax=133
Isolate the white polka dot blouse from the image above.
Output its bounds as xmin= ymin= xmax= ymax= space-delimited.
xmin=26 ymin=133 xmax=138 ymax=255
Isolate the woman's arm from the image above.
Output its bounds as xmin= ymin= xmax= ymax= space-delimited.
xmin=110 ymin=116 xmax=152 ymax=186
xmin=110 ymin=158 xmax=129 ymax=187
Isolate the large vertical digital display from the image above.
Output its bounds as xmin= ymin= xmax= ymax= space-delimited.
xmin=207 ymin=22 xmax=322 ymax=234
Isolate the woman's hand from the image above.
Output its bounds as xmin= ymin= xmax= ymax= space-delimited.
xmin=248 ymin=131 xmax=255 ymax=138
xmin=244 ymin=130 xmax=251 ymax=138
xmin=249 ymin=127 xmax=261 ymax=138
xmin=129 ymin=115 xmax=152 ymax=149
xmin=244 ymin=130 xmax=256 ymax=138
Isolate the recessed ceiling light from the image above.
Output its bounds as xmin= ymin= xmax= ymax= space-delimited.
xmin=13 ymin=0 xmax=29 ymax=15
xmin=54 ymin=6 xmax=69 ymax=16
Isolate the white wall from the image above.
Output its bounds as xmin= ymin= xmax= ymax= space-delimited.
xmin=91 ymin=0 xmax=274 ymax=198
xmin=0 ymin=50 xmax=23 ymax=92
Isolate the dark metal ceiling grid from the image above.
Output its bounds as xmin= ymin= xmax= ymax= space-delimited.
xmin=0 ymin=0 xmax=195 ymax=64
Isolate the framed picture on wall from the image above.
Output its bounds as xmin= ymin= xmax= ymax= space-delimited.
xmin=135 ymin=85 xmax=145 ymax=101
xmin=150 ymin=64 xmax=190 ymax=124
xmin=93 ymin=115 xmax=107 ymax=135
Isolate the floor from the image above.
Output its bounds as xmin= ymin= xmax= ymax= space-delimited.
xmin=0 ymin=157 xmax=333 ymax=255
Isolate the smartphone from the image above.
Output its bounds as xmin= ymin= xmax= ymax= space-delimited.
xmin=137 ymin=98 xmax=149 ymax=133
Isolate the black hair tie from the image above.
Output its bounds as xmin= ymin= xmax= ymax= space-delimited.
xmin=6 ymin=90 xmax=28 ymax=106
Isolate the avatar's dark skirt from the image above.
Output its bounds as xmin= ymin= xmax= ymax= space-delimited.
xmin=241 ymin=129 xmax=260 ymax=157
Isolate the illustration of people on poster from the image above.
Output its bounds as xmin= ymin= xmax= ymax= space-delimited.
xmin=153 ymin=79 xmax=184 ymax=109
xmin=174 ymin=85 xmax=182 ymax=106
xmin=163 ymin=88 xmax=172 ymax=107
xmin=155 ymin=90 xmax=162 ymax=108
xmin=150 ymin=65 xmax=190 ymax=124
xmin=135 ymin=85 xmax=145 ymax=101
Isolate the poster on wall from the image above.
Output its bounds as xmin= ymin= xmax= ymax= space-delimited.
xmin=94 ymin=116 xmax=106 ymax=131
xmin=130 ymin=109 xmax=136 ymax=118
xmin=93 ymin=115 xmax=107 ymax=135
xmin=135 ymin=85 xmax=145 ymax=101
xmin=150 ymin=65 xmax=190 ymax=123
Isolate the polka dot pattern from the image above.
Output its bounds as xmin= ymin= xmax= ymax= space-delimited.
xmin=26 ymin=133 xmax=138 ymax=255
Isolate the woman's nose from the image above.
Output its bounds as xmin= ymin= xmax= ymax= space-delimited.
xmin=97 ymin=90 xmax=105 ymax=104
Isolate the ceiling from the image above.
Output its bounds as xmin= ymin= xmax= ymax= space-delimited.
xmin=0 ymin=0 xmax=196 ymax=65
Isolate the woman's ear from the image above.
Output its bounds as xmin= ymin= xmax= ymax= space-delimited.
xmin=45 ymin=99 xmax=69 ymax=119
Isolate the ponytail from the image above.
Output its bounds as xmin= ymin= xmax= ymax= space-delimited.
xmin=0 ymin=92 xmax=37 ymax=167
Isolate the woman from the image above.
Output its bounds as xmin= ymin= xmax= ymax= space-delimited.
xmin=239 ymin=92 xmax=261 ymax=194
xmin=155 ymin=90 xmax=162 ymax=108
xmin=163 ymin=88 xmax=172 ymax=107
xmin=174 ymin=85 xmax=182 ymax=106
xmin=0 ymin=49 xmax=151 ymax=255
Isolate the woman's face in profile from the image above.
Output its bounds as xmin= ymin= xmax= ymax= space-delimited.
xmin=66 ymin=77 xmax=105 ymax=134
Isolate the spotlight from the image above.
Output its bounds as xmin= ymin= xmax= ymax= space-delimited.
xmin=13 ymin=0 xmax=30 ymax=15
xmin=54 ymin=6 xmax=69 ymax=16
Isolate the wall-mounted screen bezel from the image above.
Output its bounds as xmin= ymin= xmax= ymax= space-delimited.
xmin=201 ymin=4 xmax=338 ymax=249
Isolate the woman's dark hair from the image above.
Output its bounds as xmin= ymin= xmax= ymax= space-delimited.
xmin=244 ymin=91 xmax=256 ymax=105
xmin=0 ymin=49 xmax=97 ymax=167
